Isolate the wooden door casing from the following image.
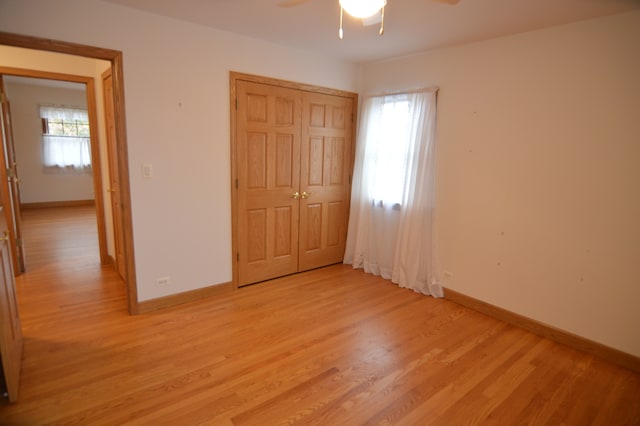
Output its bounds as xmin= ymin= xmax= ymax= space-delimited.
xmin=233 ymin=74 xmax=357 ymax=287
xmin=0 ymin=33 xmax=138 ymax=315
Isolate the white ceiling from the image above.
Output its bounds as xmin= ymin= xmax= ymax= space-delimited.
xmin=102 ymin=0 xmax=640 ymax=63
xmin=4 ymin=75 xmax=86 ymax=91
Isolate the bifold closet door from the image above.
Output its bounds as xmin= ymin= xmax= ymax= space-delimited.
xmin=236 ymin=81 xmax=302 ymax=286
xmin=236 ymin=79 xmax=354 ymax=287
xmin=298 ymin=92 xmax=354 ymax=271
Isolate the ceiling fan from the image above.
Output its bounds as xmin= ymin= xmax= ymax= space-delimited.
xmin=277 ymin=0 xmax=461 ymax=39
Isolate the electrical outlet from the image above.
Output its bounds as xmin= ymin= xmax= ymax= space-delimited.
xmin=155 ymin=276 xmax=170 ymax=287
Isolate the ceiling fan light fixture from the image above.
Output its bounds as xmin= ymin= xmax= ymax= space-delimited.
xmin=339 ymin=0 xmax=387 ymax=19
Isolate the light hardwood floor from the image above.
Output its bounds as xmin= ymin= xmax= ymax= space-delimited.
xmin=1 ymin=206 xmax=639 ymax=425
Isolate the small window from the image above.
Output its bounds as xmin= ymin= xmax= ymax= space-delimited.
xmin=40 ymin=105 xmax=92 ymax=174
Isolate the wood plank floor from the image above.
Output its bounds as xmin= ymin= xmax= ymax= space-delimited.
xmin=1 ymin=206 xmax=639 ymax=425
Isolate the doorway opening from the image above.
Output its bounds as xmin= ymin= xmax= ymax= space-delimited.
xmin=2 ymin=74 xmax=103 ymax=274
xmin=0 ymin=32 xmax=138 ymax=314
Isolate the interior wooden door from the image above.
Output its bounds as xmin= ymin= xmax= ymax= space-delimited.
xmin=233 ymin=74 xmax=356 ymax=287
xmin=0 ymin=95 xmax=23 ymax=403
xmin=236 ymin=80 xmax=302 ymax=286
xmin=102 ymin=69 xmax=126 ymax=280
xmin=299 ymin=92 xmax=354 ymax=271
xmin=0 ymin=77 xmax=25 ymax=275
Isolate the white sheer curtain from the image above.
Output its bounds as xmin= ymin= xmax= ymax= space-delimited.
xmin=344 ymin=88 xmax=442 ymax=297
xmin=40 ymin=105 xmax=92 ymax=173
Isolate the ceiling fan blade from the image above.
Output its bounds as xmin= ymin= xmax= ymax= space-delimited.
xmin=432 ymin=0 xmax=461 ymax=4
xmin=277 ymin=0 xmax=312 ymax=7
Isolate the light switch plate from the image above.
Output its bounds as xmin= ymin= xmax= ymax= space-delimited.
xmin=142 ymin=163 xmax=153 ymax=178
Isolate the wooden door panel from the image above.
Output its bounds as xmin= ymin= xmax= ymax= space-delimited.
xmin=244 ymin=204 xmax=296 ymax=262
xmin=237 ymin=81 xmax=301 ymax=286
xmin=0 ymin=229 xmax=22 ymax=403
xmin=307 ymin=137 xmax=324 ymax=186
xmin=326 ymin=201 xmax=342 ymax=247
xmin=305 ymin=137 xmax=349 ymax=188
xmin=275 ymin=97 xmax=294 ymax=125
xmin=0 ymin=76 xmax=22 ymax=402
xmin=241 ymin=205 xmax=298 ymax=284
xmin=0 ymin=80 xmax=23 ymax=402
xmin=275 ymin=135 xmax=294 ymax=187
xmin=247 ymin=94 xmax=267 ymax=122
xmin=0 ymin=77 xmax=25 ymax=275
xmin=234 ymin=75 xmax=355 ymax=286
xmin=246 ymin=209 xmax=267 ymax=262
xmin=102 ymin=70 xmax=126 ymax=280
xmin=331 ymin=106 xmax=347 ymax=129
xmin=273 ymin=206 xmax=293 ymax=258
xmin=307 ymin=101 xmax=348 ymax=130
xmin=299 ymin=93 xmax=354 ymax=271
xmin=309 ymin=103 xmax=326 ymax=127
xmin=304 ymin=203 xmax=322 ymax=251
xmin=326 ymin=137 xmax=346 ymax=185
xmin=246 ymin=132 xmax=267 ymax=188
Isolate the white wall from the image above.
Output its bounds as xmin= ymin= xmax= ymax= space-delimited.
xmin=360 ymin=11 xmax=640 ymax=357
xmin=0 ymin=0 xmax=360 ymax=302
xmin=5 ymin=81 xmax=94 ymax=203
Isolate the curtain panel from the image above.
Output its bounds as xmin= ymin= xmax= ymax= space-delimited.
xmin=344 ymin=88 xmax=442 ymax=297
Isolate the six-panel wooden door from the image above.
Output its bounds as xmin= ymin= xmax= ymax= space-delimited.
xmin=299 ymin=92 xmax=354 ymax=271
xmin=234 ymin=77 xmax=355 ymax=287
xmin=236 ymin=81 xmax=302 ymax=286
xmin=0 ymin=202 xmax=21 ymax=403
xmin=0 ymin=77 xmax=23 ymax=403
xmin=0 ymin=77 xmax=25 ymax=275
xmin=102 ymin=69 xmax=127 ymax=281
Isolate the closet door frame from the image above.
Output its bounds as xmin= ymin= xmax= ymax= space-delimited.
xmin=229 ymin=72 xmax=358 ymax=289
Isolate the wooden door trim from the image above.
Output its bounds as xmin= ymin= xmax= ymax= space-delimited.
xmin=231 ymin=72 xmax=359 ymax=98
xmin=0 ymin=31 xmax=139 ymax=315
xmin=229 ymin=71 xmax=358 ymax=290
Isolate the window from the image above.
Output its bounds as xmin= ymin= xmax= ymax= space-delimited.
xmin=368 ymin=94 xmax=411 ymax=206
xmin=40 ymin=105 xmax=92 ymax=173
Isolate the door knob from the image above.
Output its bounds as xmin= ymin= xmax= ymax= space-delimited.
xmin=292 ymin=192 xmax=300 ymax=200
xmin=301 ymin=191 xmax=311 ymax=199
